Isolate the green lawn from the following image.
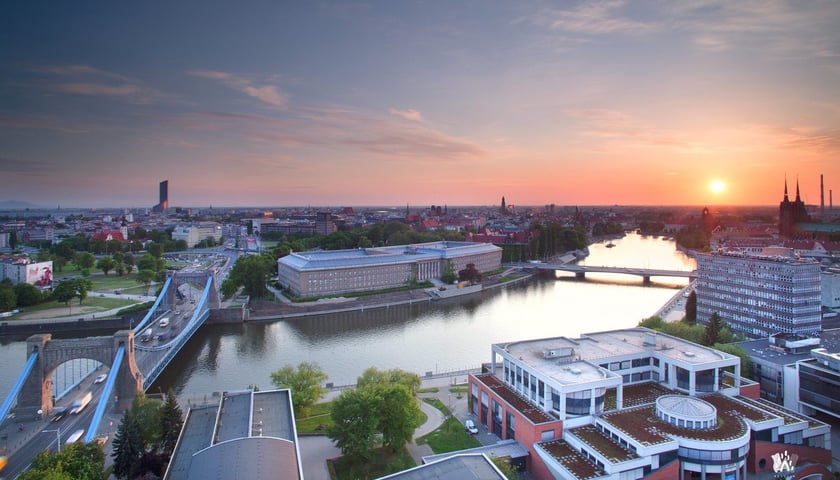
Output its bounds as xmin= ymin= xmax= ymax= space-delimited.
xmin=415 ymin=417 xmax=480 ymax=453
xmin=417 ymin=387 xmax=440 ymax=394
xmin=88 ymin=273 xmax=148 ymax=292
xmin=329 ymin=447 xmax=415 ymax=480
xmin=296 ymin=402 xmax=334 ymax=434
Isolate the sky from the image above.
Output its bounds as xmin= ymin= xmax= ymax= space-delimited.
xmin=1 ymin=1 xmax=839 ymax=208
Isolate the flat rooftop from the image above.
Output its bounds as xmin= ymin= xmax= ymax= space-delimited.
xmin=380 ymin=453 xmax=507 ymax=480
xmin=499 ymin=328 xmax=735 ymax=379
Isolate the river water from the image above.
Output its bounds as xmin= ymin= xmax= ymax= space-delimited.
xmin=0 ymin=233 xmax=695 ymax=400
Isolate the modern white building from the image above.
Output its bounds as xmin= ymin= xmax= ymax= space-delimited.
xmin=277 ymin=241 xmax=501 ymax=297
xmin=696 ymin=250 xmax=822 ymax=338
xmin=171 ymin=223 xmax=223 ymax=248
xmin=822 ymin=268 xmax=840 ymax=309
xmin=469 ymin=328 xmax=832 ymax=480
xmin=0 ymin=257 xmax=53 ymax=288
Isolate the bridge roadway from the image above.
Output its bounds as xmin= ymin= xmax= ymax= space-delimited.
xmin=505 ymin=261 xmax=695 ymax=281
xmin=0 ymin=271 xmax=217 ymax=476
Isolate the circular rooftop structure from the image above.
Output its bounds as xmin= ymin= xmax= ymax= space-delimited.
xmin=655 ymin=395 xmax=717 ymax=430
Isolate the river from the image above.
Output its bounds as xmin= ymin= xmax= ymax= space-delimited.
xmin=0 ymin=233 xmax=695 ymax=400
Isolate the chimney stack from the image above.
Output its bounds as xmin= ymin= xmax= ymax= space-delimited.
xmin=821 ymin=174 xmax=825 ymax=216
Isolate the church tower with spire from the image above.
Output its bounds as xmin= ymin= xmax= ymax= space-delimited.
xmin=779 ymin=177 xmax=810 ymax=237
xmin=501 ymin=196 xmax=506 ymax=215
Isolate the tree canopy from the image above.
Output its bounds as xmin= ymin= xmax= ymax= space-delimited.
xmin=221 ymin=253 xmax=276 ymax=298
xmin=18 ymin=442 xmax=106 ymax=480
xmin=270 ymin=362 xmax=328 ymax=417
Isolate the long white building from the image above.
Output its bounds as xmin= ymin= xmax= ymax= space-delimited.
xmin=277 ymin=241 xmax=501 ymax=297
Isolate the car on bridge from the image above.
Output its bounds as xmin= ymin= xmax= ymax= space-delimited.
xmin=94 ymin=373 xmax=107 ymax=384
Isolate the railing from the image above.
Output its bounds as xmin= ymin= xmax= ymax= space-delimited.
xmin=85 ymin=345 xmax=124 ymax=443
xmin=0 ymin=351 xmax=38 ymax=424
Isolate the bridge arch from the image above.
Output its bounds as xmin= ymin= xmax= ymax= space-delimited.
xmin=165 ymin=270 xmax=220 ymax=310
xmin=17 ymin=331 xmax=143 ymax=417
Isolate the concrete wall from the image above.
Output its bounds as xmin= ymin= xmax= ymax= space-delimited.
xmin=207 ymin=305 xmax=249 ymax=324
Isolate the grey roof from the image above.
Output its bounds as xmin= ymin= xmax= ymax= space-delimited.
xmin=186 ymin=437 xmax=300 ymax=480
xmin=165 ymin=390 xmax=301 ymax=480
xmin=279 ymin=241 xmax=500 ymax=271
xmin=736 ymin=338 xmax=809 ymax=367
xmin=379 ymin=453 xmax=508 ymax=480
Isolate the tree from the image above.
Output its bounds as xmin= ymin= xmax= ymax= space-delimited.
xmin=74 ymin=278 xmax=92 ymax=305
xmin=53 ymin=280 xmax=77 ymax=310
xmin=685 ymin=291 xmax=697 ymax=324
xmin=18 ymin=442 xmax=106 ymax=480
xmin=356 ymin=367 xmax=421 ymax=395
xmin=703 ymin=312 xmax=724 ymax=346
xmin=375 ymin=383 xmax=421 ymax=451
xmin=112 ymin=411 xmax=144 ymax=479
xmin=441 ymin=260 xmax=457 ymax=284
xmin=14 ymin=283 xmax=41 ymax=307
xmin=137 ymin=269 xmax=155 ymax=290
xmin=713 ymin=343 xmax=753 ymax=379
xmin=115 ymin=262 xmax=126 ymax=276
xmin=327 ymin=389 xmax=380 ymax=459
xmin=270 ymin=362 xmax=328 ymax=417
xmin=458 ymin=263 xmax=482 ymax=283
xmin=97 ymin=256 xmax=115 ymax=276
xmin=0 ymin=282 xmax=16 ymax=312
xmin=223 ymin=254 xmax=276 ymax=298
xmin=148 ymin=242 xmax=164 ymax=258
xmin=124 ymin=253 xmax=136 ymax=273
xmin=160 ymin=388 xmax=184 ymax=455
xmin=75 ymin=252 xmax=96 ymax=270
xmin=131 ymin=391 xmax=163 ymax=446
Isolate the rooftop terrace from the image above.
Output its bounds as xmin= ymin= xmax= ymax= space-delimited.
xmin=538 ymin=440 xmax=606 ymax=480
xmin=474 ymin=374 xmax=555 ymax=424
xmin=567 ymin=424 xmax=639 ymax=464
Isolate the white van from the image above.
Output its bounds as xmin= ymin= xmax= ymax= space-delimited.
xmin=159 ymin=317 xmax=169 ymax=328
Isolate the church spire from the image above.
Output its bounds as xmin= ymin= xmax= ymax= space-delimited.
xmin=795 ymin=176 xmax=802 ymax=202
xmin=784 ymin=176 xmax=789 ymax=201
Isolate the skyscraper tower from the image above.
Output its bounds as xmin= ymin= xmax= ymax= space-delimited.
xmin=501 ymin=196 xmax=506 ymax=214
xmin=153 ymin=180 xmax=169 ymax=213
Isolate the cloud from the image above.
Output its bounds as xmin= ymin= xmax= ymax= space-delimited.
xmin=565 ymin=108 xmax=689 ymax=148
xmin=26 ymin=64 xmax=166 ymax=104
xmin=389 ymin=108 xmax=424 ymax=122
xmin=189 ymin=70 xmax=289 ymax=109
xmin=542 ymin=0 xmax=655 ymax=35
xmin=0 ymin=155 xmax=52 ymax=176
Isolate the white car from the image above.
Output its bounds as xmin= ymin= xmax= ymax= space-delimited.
xmin=464 ymin=419 xmax=479 ymax=434
xmin=94 ymin=374 xmax=107 ymax=384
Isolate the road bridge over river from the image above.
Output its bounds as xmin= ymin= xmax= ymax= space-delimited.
xmin=505 ymin=262 xmax=696 ymax=284
xmin=0 ymin=268 xmax=219 ymax=456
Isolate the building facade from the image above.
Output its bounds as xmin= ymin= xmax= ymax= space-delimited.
xmin=171 ymin=223 xmax=223 ymax=248
xmin=153 ymin=179 xmax=169 ymax=213
xmin=0 ymin=258 xmax=53 ymax=288
xmin=468 ymin=328 xmax=831 ymax=480
xmin=822 ymin=268 xmax=840 ymax=309
xmin=277 ymin=241 xmax=502 ymax=297
xmin=695 ymin=251 xmax=821 ymax=338
xmin=794 ymin=347 xmax=840 ymax=422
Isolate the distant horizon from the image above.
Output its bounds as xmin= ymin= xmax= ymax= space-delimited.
xmin=0 ymin=198 xmax=807 ymax=212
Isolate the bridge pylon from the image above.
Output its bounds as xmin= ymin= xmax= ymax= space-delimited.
xmin=16 ymin=331 xmax=143 ymax=417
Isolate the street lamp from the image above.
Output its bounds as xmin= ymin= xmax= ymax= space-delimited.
xmin=43 ymin=428 xmax=62 ymax=453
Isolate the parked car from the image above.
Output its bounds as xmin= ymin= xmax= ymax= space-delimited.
xmin=464 ymin=419 xmax=478 ymax=434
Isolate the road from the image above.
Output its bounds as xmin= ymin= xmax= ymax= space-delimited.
xmin=1 ymin=370 xmax=117 ymax=479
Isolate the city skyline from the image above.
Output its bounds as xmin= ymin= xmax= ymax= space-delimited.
xmin=2 ymin=1 xmax=839 ymax=208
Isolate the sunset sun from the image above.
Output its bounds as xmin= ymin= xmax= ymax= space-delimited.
xmin=710 ymin=179 xmax=726 ymax=195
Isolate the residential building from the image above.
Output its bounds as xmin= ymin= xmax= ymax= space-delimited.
xmin=277 ymin=241 xmax=501 ymax=297
xmin=171 ymin=223 xmax=223 ymax=248
xmin=469 ymin=328 xmax=831 ymax=480
xmin=315 ymin=211 xmax=336 ymax=235
xmin=695 ymin=250 xmax=821 ymax=338
xmin=0 ymin=257 xmax=53 ymax=288
xmin=736 ymin=333 xmax=822 ymax=405
xmin=164 ymin=389 xmax=303 ymax=480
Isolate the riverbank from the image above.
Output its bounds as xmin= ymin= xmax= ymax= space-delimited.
xmin=248 ymin=268 xmax=533 ymax=321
